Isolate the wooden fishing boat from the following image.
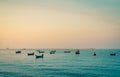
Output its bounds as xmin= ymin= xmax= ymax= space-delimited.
xmin=35 ymin=54 xmax=44 ymax=58
xmin=93 ymin=52 xmax=96 ymax=56
xmin=64 ymin=51 xmax=71 ymax=53
xmin=16 ymin=51 xmax=21 ymax=54
xmin=75 ymin=49 xmax=80 ymax=54
xmin=110 ymin=53 xmax=116 ymax=56
xmin=27 ymin=52 xmax=34 ymax=56
xmin=50 ymin=50 xmax=56 ymax=54
xmin=37 ymin=50 xmax=45 ymax=53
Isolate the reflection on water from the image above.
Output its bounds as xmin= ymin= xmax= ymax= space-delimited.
xmin=0 ymin=49 xmax=120 ymax=77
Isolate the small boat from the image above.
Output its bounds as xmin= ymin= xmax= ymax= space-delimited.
xmin=27 ymin=52 xmax=34 ymax=56
xmin=75 ymin=49 xmax=80 ymax=54
xmin=35 ymin=54 xmax=44 ymax=58
xmin=64 ymin=50 xmax=71 ymax=53
xmin=37 ymin=50 xmax=45 ymax=53
xmin=50 ymin=50 xmax=56 ymax=54
xmin=93 ymin=52 xmax=96 ymax=56
xmin=16 ymin=51 xmax=21 ymax=54
xmin=39 ymin=51 xmax=45 ymax=53
xmin=110 ymin=53 xmax=116 ymax=56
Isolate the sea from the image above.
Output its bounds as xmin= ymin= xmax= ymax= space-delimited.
xmin=0 ymin=49 xmax=120 ymax=77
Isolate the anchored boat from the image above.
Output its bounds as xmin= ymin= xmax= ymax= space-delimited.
xmin=35 ymin=54 xmax=44 ymax=58
xmin=27 ymin=52 xmax=34 ymax=56
xmin=16 ymin=51 xmax=21 ymax=54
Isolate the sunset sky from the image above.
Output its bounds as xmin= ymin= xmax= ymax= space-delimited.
xmin=0 ymin=0 xmax=120 ymax=48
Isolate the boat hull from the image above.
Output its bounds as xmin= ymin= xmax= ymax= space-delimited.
xmin=35 ymin=54 xmax=44 ymax=58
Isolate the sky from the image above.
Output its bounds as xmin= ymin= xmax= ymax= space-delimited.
xmin=0 ymin=0 xmax=120 ymax=49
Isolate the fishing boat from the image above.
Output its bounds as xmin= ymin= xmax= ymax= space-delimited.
xmin=16 ymin=51 xmax=21 ymax=54
xmin=50 ymin=50 xmax=56 ymax=54
xmin=110 ymin=53 xmax=116 ymax=56
xmin=27 ymin=52 xmax=34 ymax=56
xmin=37 ymin=50 xmax=45 ymax=53
xmin=64 ymin=50 xmax=71 ymax=53
xmin=93 ymin=52 xmax=96 ymax=56
xmin=35 ymin=54 xmax=44 ymax=58
xmin=75 ymin=49 xmax=80 ymax=54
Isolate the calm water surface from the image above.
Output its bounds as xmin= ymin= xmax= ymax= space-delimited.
xmin=0 ymin=49 xmax=120 ymax=77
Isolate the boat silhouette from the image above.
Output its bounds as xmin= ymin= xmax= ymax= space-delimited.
xmin=16 ymin=51 xmax=21 ymax=54
xmin=75 ymin=49 xmax=80 ymax=54
xmin=35 ymin=54 xmax=44 ymax=58
xmin=27 ymin=52 xmax=34 ymax=56
xmin=37 ymin=50 xmax=45 ymax=53
xmin=93 ymin=52 xmax=96 ymax=56
xmin=64 ymin=50 xmax=71 ymax=53
xmin=110 ymin=53 xmax=116 ymax=56
xmin=50 ymin=50 xmax=56 ymax=54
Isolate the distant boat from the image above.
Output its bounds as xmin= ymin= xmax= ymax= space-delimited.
xmin=22 ymin=48 xmax=26 ymax=50
xmin=27 ymin=52 xmax=34 ymax=56
xmin=91 ymin=48 xmax=94 ymax=51
xmin=110 ymin=53 xmax=116 ymax=56
xmin=64 ymin=50 xmax=71 ymax=53
xmin=93 ymin=52 xmax=96 ymax=56
xmin=75 ymin=49 xmax=80 ymax=54
xmin=16 ymin=51 xmax=21 ymax=54
xmin=50 ymin=50 xmax=56 ymax=54
xmin=35 ymin=54 xmax=44 ymax=58
xmin=88 ymin=48 xmax=94 ymax=51
xmin=6 ymin=48 xmax=9 ymax=50
xmin=37 ymin=50 xmax=45 ymax=53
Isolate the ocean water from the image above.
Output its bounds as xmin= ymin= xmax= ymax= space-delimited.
xmin=0 ymin=49 xmax=120 ymax=77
